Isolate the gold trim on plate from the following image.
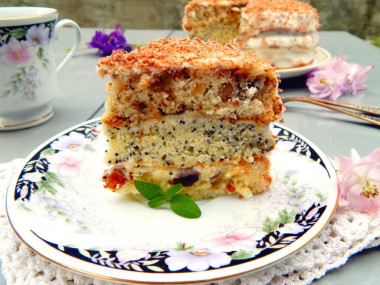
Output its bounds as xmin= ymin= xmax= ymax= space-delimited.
xmin=4 ymin=120 xmax=339 ymax=284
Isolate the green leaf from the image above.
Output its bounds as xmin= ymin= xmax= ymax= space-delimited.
xmin=148 ymin=196 xmax=167 ymax=208
xmin=37 ymin=47 xmax=44 ymax=60
xmin=37 ymin=180 xmax=57 ymax=195
xmin=278 ymin=208 xmax=296 ymax=225
xmin=165 ymin=183 xmax=183 ymax=200
xmin=262 ymin=217 xmax=279 ymax=233
xmin=83 ymin=144 xmax=96 ymax=152
xmin=298 ymin=191 xmax=305 ymax=199
xmin=231 ymin=249 xmax=261 ymax=260
xmin=174 ymin=242 xmax=193 ymax=251
xmin=44 ymin=172 xmax=64 ymax=188
xmin=40 ymin=148 xmax=56 ymax=158
xmin=134 ymin=180 xmax=165 ymax=200
xmin=316 ymin=192 xmax=326 ymax=202
xmin=170 ymin=194 xmax=201 ymax=219
xmin=9 ymin=28 xmax=26 ymax=39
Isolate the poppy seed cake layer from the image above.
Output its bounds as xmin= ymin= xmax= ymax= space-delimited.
xmin=97 ymin=38 xmax=283 ymax=200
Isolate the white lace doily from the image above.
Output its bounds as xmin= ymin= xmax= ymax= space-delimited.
xmin=1 ymin=159 xmax=380 ymax=285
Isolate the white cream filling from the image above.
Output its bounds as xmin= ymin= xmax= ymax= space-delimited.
xmin=242 ymin=31 xmax=319 ymax=49
xmin=235 ymin=31 xmax=319 ymax=68
xmin=240 ymin=10 xmax=319 ymax=35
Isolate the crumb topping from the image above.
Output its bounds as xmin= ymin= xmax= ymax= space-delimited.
xmin=244 ymin=0 xmax=319 ymax=17
xmin=185 ymin=0 xmax=248 ymax=9
xmin=97 ymin=37 xmax=274 ymax=75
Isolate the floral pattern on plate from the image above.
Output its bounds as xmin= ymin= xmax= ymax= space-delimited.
xmin=7 ymin=119 xmax=338 ymax=283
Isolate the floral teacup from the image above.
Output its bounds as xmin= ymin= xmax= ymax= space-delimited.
xmin=0 ymin=7 xmax=81 ymax=130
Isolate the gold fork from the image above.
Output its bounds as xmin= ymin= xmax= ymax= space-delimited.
xmin=282 ymin=96 xmax=380 ymax=127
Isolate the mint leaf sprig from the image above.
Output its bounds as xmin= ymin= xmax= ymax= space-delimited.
xmin=134 ymin=180 xmax=201 ymax=219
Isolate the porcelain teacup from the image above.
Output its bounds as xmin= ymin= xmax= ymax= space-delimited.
xmin=0 ymin=7 xmax=81 ymax=130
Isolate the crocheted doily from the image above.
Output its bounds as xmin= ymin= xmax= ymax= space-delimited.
xmin=1 ymin=159 xmax=380 ymax=285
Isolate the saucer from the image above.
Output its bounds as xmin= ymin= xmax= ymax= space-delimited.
xmin=0 ymin=104 xmax=54 ymax=131
xmin=277 ymin=47 xmax=331 ymax=79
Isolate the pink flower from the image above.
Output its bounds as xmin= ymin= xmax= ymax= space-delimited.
xmin=201 ymin=228 xmax=257 ymax=252
xmin=344 ymin=63 xmax=374 ymax=95
xmin=48 ymin=151 xmax=83 ymax=177
xmin=306 ymin=69 xmax=344 ymax=100
xmin=333 ymin=147 xmax=380 ymax=217
xmin=306 ymin=57 xmax=374 ymax=101
xmin=0 ymin=38 xmax=37 ymax=67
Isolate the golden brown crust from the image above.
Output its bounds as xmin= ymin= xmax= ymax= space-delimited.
xmin=97 ymin=37 xmax=275 ymax=76
xmin=182 ymin=0 xmax=246 ymax=32
xmin=244 ymin=0 xmax=318 ymax=17
xmin=185 ymin=0 xmax=248 ymax=9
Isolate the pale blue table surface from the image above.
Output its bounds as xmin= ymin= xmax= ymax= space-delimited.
xmin=0 ymin=29 xmax=379 ymax=284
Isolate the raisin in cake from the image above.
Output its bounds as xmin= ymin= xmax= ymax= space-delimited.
xmin=234 ymin=0 xmax=320 ymax=69
xmin=182 ymin=0 xmax=248 ymax=45
xmin=97 ymin=37 xmax=283 ymax=200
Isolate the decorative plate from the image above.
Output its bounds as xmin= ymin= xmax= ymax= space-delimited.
xmin=6 ymin=119 xmax=338 ymax=284
xmin=277 ymin=47 xmax=331 ymax=79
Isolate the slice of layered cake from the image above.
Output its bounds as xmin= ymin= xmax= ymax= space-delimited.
xmin=97 ymin=37 xmax=283 ymax=200
xmin=182 ymin=0 xmax=248 ymax=45
xmin=234 ymin=0 xmax=321 ymax=69
xmin=183 ymin=0 xmax=321 ymax=69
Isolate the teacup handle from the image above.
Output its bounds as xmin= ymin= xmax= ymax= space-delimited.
xmin=54 ymin=19 xmax=81 ymax=74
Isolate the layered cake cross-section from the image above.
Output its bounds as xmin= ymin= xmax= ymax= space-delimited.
xmin=97 ymin=37 xmax=283 ymax=200
xmin=182 ymin=0 xmax=248 ymax=45
xmin=183 ymin=0 xmax=321 ymax=69
xmin=234 ymin=0 xmax=321 ymax=69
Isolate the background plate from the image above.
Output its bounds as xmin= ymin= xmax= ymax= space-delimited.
xmin=6 ymin=119 xmax=338 ymax=284
xmin=277 ymin=47 xmax=331 ymax=79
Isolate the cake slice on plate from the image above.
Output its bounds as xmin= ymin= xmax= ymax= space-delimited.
xmin=234 ymin=0 xmax=321 ymax=69
xmin=182 ymin=0 xmax=248 ymax=45
xmin=97 ymin=37 xmax=283 ymax=200
xmin=183 ymin=0 xmax=321 ymax=69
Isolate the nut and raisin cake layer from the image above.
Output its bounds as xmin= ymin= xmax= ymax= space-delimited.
xmin=98 ymin=39 xmax=282 ymax=123
xmin=97 ymin=38 xmax=283 ymax=200
xmin=234 ymin=0 xmax=321 ymax=69
xmin=182 ymin=0 xmax=248 ymax=45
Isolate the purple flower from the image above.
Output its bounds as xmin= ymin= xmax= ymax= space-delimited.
xmin=26 ymin=24 xmax=50 ymax=46
xmin=87 ymin=24 xmax=132 ymax=56
xmin=345 ymin=63 xmax=374 ymax=95
xmin=306 ymin=57 xmax=374 ymax=101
